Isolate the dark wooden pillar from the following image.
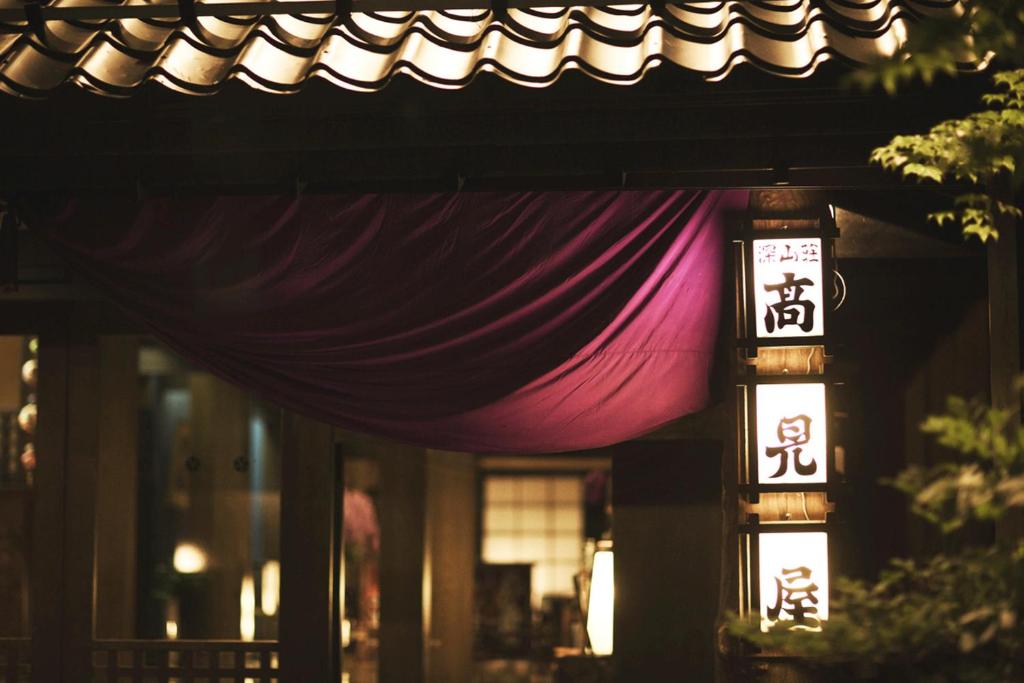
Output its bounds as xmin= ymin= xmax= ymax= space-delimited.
xmin=990 ymin=205 xmax=1022 ymax=542
xmin=31 ymin=305 xmax=101 ymax=682
xmin=61 ymin=307 xmax=100 ymax=681
xmin=988 ymin=219 xmax=1020 ymax=412
xmin=187 ymin=374 xmax=250 ymax=637
xmin=424 ymin=450 xmax=477 ymax=683
xmin=61 ymin=311 xmax=99 ymax=683
xmin=31 ymin=311 xmax=70 ymax=683
xmin=378 ymin=447 xmax=427 ymax=683
xmin=280 ymin=411 xmax=339 ymax=683
xmin=613 ymin=440 xmax=722 ymax=683
xmin=94 ymin=335 xmax=140 ymax=638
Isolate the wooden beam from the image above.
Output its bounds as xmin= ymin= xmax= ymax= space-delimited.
xmin=0 ymin=73 xmax=988 ymax=194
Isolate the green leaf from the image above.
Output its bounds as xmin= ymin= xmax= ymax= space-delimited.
xmin=903 ymin=163 xmax=945 ymax=182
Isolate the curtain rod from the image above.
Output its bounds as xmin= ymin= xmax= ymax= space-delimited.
xmin=0 ymin=0 xmax=638 ymax=23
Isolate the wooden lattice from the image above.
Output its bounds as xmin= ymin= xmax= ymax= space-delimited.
xmin=92 ymin=640 xmax=278 ymax=683
xmin=0 ymin=638 xmax=30 ymax=683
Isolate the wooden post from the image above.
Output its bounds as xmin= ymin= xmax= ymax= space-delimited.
xmin=279 ymin=411 xmax=339 ymax=683
xmin=990 ymin=195 xmax=1022 ymax=543
xmin=93 ymin=335 xmax=140 ymax=638
xmin=187 ymin=374 xmax=250 ymax=636
xmin=377 ymin=446 xmax=427 ymax=683
xmin=424 ymin=450 xmax=477 ymax=683
xmin=60 ymin=305 xmax=100 ymax=682
xmin=31 ymin=310 xmax=70 ymax=683
xmin=613 ymin=440 xmax=722 ymax=683
xmin=988 ymin=213 xmax=1020 ymax=413
xmin=28 ymin=304 xmax=102 ymax=681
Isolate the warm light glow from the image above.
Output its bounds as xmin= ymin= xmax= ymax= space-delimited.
xmin=165 ymin=620 xmax=178 ymax=639
xmin=756 ymin=383 xmax=827 ymax=485
xmin=759 ymin=532 xmax=829 ymax=632
xmin=261 ymin=560 xmax=280 ymax=617
xmin=21 ymin=359 xmax=37 ymax=388
xmin=752 ymin=238 xmax=825 ymax=339
xmin=173 ymin=543 xmax=208 ymax=574
xmin=165 ymin=599 xmax=180 ymax=640
xmin=240 ymin=572 xmax=256 ymax=641
xmin=17 ymin=403 xmax=36 ymax=435
xmin=587 ymin=548 xmax=614 ymax=656
xmin=341 ymin=619 xmax=352 ymax=649
xmin=481 ymin=475 xmax=586 ymax=607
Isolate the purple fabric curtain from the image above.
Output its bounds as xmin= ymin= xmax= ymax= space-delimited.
xmin=36 ymin=189 xmax=746 ymax=453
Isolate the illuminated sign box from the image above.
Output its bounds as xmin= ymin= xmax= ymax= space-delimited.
xmin=758 ymin=531 xmax=829 ymax=632
xmin=752 ymin=238 xmax=825 ymax=340
xmin=735 ymin=213 xmax=839 ymax=637
xmin=755 ymin=383 xmax=827 ymax=485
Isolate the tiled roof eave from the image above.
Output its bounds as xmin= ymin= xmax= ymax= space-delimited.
xmin=0 ymin=0 xmax=970 ymax=97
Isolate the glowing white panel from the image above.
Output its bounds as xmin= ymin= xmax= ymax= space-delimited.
xmin=165 ymin=620 xmax=178 ymax=639
xmin=753 ymin=238 xmax=825 ymax=339
xmin=756 ymin=383 xmax=827 ymax=485
xmin=587 ymin=549 xmax=614 ymax=655
xmin=164 ymin=599 xmax=180 ymax=640
xmin=240 ymin=572 xmax=256 ymax=641
xmin=261 ymin=560 xmax=280 ymax=617
xmin=759 ymin=532 xmax=828 ymax=632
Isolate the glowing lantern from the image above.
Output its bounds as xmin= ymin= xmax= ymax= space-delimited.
xmin=261 ymin=560 xmax=280 ymax=617
xmin=737 ymin=378 xmax=838 ymax=633
xmin=587 ymin=544 xmax=614 ymax=656
xmin=735 ymin=202 xmax=841 ymax=641
xmin=165 ymin=599 xmax=180 ymax=640
xmin=755 ymin=383 xmax=827 ymax=485
xmin=752 ymin=238 xmax=825 ymax=340
xmin=758 ymin=531 xmax=829 ymax=632
xmin=341 ymin=619 xmax=352 ymax=649
xmin=20 ymin=443 xmax=35 ymax=472
xmin=172 ymin=542 xmax=208 ymax=574
xmin=21 ymin=359 xmax=37 ymax=388
xmin=240 ymin=572 xmax=256 ymax=641
xmin=17 ymin=403 xmax=36 ymax=435
xmin=164 ymin=619 xmax=179 ymax=639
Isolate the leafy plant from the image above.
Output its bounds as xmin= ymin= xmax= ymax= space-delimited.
xmin=850 ymin=0 xmax=1024 ymax=94
xmin=728 ymin=394 xmax=1024 ymax=682
xmin=869 ymin=71 xmax=1024 ymax=242
xmin=891 ymin=392 xmax=1024 ymax=533
xmin=726 ymin=5 xmax=1024 ymax=679
xmin=857 ymin=0 xmax=1024 ymax=242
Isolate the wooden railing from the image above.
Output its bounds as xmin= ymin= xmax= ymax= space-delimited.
xmin=0 ymin=638 xmax=29 ymax=683
xmin=92 ymin=640 xmax=279 ymax=683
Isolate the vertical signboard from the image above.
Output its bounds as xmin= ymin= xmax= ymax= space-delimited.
xmin=755 ymin=383 xmax=827 ymax=485
xmin=752 ymin=238 xmax=824 ymax=339
xmin=758 ymin=531 xmax=829 ymax=632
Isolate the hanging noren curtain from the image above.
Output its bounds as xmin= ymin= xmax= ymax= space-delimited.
xmin=32 ymin=189 xmax=747 ymax=453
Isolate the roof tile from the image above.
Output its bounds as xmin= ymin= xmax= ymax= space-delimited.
xmin=0 ymin=0 xmax=964 ymax=96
